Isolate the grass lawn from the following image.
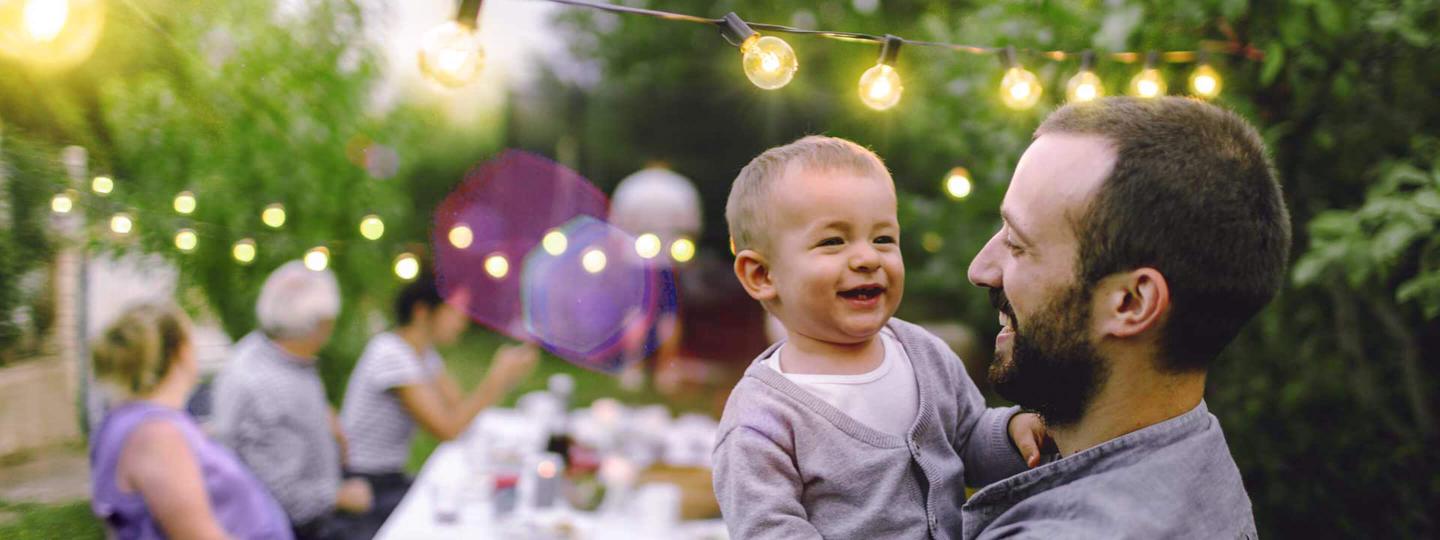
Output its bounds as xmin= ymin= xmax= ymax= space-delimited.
xmin=0 ymin=500 xmax=104 ymax=539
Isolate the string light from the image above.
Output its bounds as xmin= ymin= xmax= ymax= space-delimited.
xmin=304 ymin=246 xmax=330 ymax=271
xmin=1066 ymin=51 xmax=1103 ymax=103
xmin=1189 ymin=55 xmax=1222 ymax=98
xmin=173 ymin=191 xmax=196 ymax=215
xmin=1129 ymin=51 xmax=1167 ymax=98
xmin=484 ymin=253 xmax=509 ymax=279
xmin=542 ymin=229 xmax=568 ymax=255
xmin=944 ymin=167 xmax=973 ymax=200
xmin=669 ymin=237 xmax=696 ymax=263
xmin=634 ymin=233 xmax=662 ymax=259
xmin=23 ymin=0 xmax=69 ymax=42
xmin=858 ymin=35 xmax=903 ymax=111
xmin=448 ymin=224 xmax=473 ymax=249
xmin=1 ymin=0 xmax=104 ymax=71
xmin=261 ymin=203 xmax=286 ymax=228
xmin=394 ymin=252 xmax=420 ymax=281
xmin=50 ymin=191 xmax=74 ymax=214
xmin=174 ymin=229 xmax=198 ymax=252
xmin=999 ymin=47 xmax=1042 ymax=110
xmin=232 ymin=239 xmax=257 ymax=265
xmin=581 ymin=248 xmax=607 ymax=274
xmin=109 ymin=212 xmax=133 ymax=235
xmin=418 ymin=0 xmax=484 ymax=88
xmin=91 ymin=175 xmax=113 ymax=195
xmin=722 ymin=13 xmax=797 ymax=90
xmin=358 ymin=214 xmax=384 ymax=241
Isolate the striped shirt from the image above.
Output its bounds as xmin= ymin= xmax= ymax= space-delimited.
xmin=212 ymin=332 xmax=340 ymax=527
xmin=339 ymin=332 xmax=444 ymax=474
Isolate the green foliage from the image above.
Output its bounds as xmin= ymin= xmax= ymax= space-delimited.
xmin=0 ymin=500 xmax=103 ymax=540
xmin=0 ymin=134 xmax=59 ymax=363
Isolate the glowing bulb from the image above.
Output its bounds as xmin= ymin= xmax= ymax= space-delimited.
xmin=740 ymin=34 xmax=798 ymax=90
xmin=1000 ymin=67 xmax=1043 ymax=110
xmin=581 ymin=249 xmax=607 ymax=274
xmin=91 ymin=175 xmax=112 ymax=195
xmin=944 ymin=167 xmax=973 ymax=200
xmin=358 ymin=214 xmax=384 ymax=241
xmin=418 ymin=21 xmax=484 ymax=88
xmin=634 ymin=233 xmax=662 ymax=259
xmin=174 ymin=229 xmax=198 ymax=252
xmin=262 ymin=204 xmax=286 ymax=228
xmin=669 ymin=237 xmax=696 ymax=263
xmin=921 ymin=232 xmax=944 ymax=254
xmin=1129 ymin=68 xmax=1167 ymax=98
xmin=1066 ymin=70 xmax=1103 ymax=103
xmin=542 ymin=230 xmax=568 ymax=256
xmin=304 ymin=247 xmax=330 ymax=271
xmin=232 ymin=239 xmax=256 ymax=264
xmin=858 ymin=64 xmax=903 ymax=110
xmin=23 ymin=0 xmax=69 ymax=42
xmin=448 ymin=225 xmax=473 ymax=249
xmin=484 ymin=253 xmax=509 ymax=279
xmin=1189 ymin=64 xmax=1222 ymax=98
xmin=50 ymin=191 xmax=73 ymax=214
xmin=109 ymin=213 xmax=132 ymax=235
xmin=173 ymin=191 xmax=196 ymax=214
xmin=394 ymin=253 xmax=420 ymax=281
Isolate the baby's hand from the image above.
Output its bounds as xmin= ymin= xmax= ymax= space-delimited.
xmin=1007 ymin=412 xmax=1051 ymax=468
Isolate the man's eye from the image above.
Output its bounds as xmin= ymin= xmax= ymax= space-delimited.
xmin=1003 ymin=237 xmax=1024 ymax=254
xmin=817 ymin=237 xmax=844 ymax=247
xmin=874 ymin=235 xmax=896 ymax=244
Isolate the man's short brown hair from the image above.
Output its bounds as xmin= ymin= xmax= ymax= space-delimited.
xmin=1036 ymin=97 xmax=1292 ymax=372
xmin=726 ymin=136 xmax=891 ymax=253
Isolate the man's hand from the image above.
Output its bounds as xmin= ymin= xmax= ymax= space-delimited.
xmin=336 ymin=478 xmax=373 ymax=514
xmin=1008 ymin=412 xmax=1053 ymax=468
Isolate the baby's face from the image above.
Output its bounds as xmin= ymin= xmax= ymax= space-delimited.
xmin=765 ymin=166 xmax=904 ymax=344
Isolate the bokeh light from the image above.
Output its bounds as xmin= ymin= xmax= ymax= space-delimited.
xmin=542 ymin=229 xmax=568 ymax=256
xmin=418 ymin=21 xmax=484 ymax=88
xmin=304 ymin=246 xmax=330 ymax=271
xmin=359 ymin=214 xmax=385 ymax=240
xmin=1066 ymin=70 xmax=1103 ymax=103
xmin=740 ymin=34 xmax=798 ymax=90
xmin=0 ymin=0 xmax=105 ymax=72
xmin=50 ymin=191 xmax=73 ymax=214
xmin=485 ymin=253 xmax=510 ymax=279
xmin=91 ymin=175 xmax=112 ymax=195
xmin=394 ymin=252 xmax=420 ymax=281
xmin=581 ymin=248 xmax=607 ymax=274
xmin=1190 ymin=63 xmax=1222 ymax=98
xmin=262 ymin=203 xmax=286 ymax=228
xmin=944 ymin=167 xmax=973 ymax=200
xmin=1130 ymin=68 xmax=1167 ymax=98
xmin=634 ymin=233 xmax=661 ymax=259
xmin=232 ymin=239 xmax=256 ymax=265
xmin=669 ymin=237 xmax=696 ymax=263
xmin=1000 ymin=67 xmax=1042 ymax=110
xmin=858 ymin=64 xmax=903 ymax=110
xmin=109 ymin=212 xmax=132 ymax=235
xmin=174 ymin=229 xmax=198 ymax=252
xmin=173 ymin=191 xmax=196 ymax=214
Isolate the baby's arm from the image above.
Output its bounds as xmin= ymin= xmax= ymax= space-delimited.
xmin=712 ymin=426 xmax=824 ymax=540
xmin=958 ymin=404 xmax=1030 ymax=487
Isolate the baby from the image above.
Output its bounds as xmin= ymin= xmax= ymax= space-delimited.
xmin=712 ymin=136 xmax=1045 ymax=539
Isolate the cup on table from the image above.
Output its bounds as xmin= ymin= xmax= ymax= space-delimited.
xmin=431 ymin=475 xmax=464 ymax=525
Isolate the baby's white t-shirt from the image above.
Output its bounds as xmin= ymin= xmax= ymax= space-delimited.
xmin=764 ymin=329 xmax=919 ymax=437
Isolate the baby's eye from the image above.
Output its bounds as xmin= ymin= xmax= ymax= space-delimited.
xmin=874 ymin=235 xmax=896 ymax=244
xmin=817 ymin=237 xmax=844 ymax=247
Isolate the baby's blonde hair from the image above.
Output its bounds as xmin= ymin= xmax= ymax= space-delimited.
xmin=726 ymin=135 xmax=892 ymax=253
xmin=92 ymin=303 xmax=191 ymax=399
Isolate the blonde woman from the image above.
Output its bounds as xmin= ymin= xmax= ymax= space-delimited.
xmin=89 ymin=303 xmax=292 ymax=540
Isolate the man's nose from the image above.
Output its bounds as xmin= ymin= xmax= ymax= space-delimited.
xmin=968 ymin=232 xmax=1004 ymax=289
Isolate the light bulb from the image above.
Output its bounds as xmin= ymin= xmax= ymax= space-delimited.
xmin=173 ymin=191 xmax=196 ymax=214
xmin=232 ymin=239 xmax=256 ymax=265
xmin=358 ymin=214 xmax=384 ymax=241
xmin=109 ymin=213 xmax=132 ymax=235
xmin=740 ymin=34 xmax=798 ymax=90
xmin=669 ymin=237 xmax=696 ymax=263
xmin=484 ymin=253 xmax=509 ymax=279
xmin=418 ymin=21 xmax=483 ymax=88
xmin=23 ymin=0 xmax=68 ymax=42
xmin=174 ymin=229 xmax=198 ymax=252
xmin=448 ymin=225 xmax=473 ymax=249
xmin=1000 ymin=67 xmax=1043 ymax=110
xmin=944 ymin=167 xmax=972 ymax=200
xmin=261 ymin=204 xmax=286 ymax=228
xmin=50 ymin=191 xmax=73 ymax=214
xmin=858 ymin=64 xmax=903 ymax=110
xmin=1066 ymin=70 xmax=1104 ymax=103
xmin=1189 ymin=64 xmax=1222 ymax=98
xmin=394 ymin=253 xmax=420 ymax=281
xmin=542 ymin=229 xmax=568 ymax=256
xmin=581 ymin=248 xmax=607 ymax=274
xmin=634 ymin=233 xmax=662 ymax=259
xmin=91 ymin=175 xmax=112 ymax=195
xmin=1129 ymin=68 xmax=1167 ymax=98
xmin=304 ymin=247 xmax=330 ymax=272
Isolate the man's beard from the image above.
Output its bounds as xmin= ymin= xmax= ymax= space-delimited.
xmin=987 ymin=284 xmax=1109 ymax=429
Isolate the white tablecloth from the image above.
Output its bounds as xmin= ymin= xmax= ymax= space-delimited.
xmin=375 ymin=409 xmax=728 ymax=540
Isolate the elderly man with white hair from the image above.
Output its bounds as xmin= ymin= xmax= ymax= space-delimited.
xmin=212 ymin=261 xmax=373 ymax=540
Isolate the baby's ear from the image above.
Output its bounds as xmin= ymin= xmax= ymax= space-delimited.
xmin=733 ymin=249 xmax=777 ymax=302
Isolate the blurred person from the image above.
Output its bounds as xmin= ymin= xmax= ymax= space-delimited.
xmin=89 ymin=303 xmax=293 ymax=540
xmin=211 ymin=261 xmax=371 ymax=540
xmin=338 ymin=269 xmax=538 ymax=535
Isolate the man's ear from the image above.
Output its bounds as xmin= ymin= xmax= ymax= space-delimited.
xmin=734 ymin=249 xmax=778 ymax=302
xmin=1096 ymin=268 xmax=1170 ymax=339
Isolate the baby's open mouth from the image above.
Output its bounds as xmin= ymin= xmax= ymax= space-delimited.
xmin=838 ymin=285 xmax=885 ymax=300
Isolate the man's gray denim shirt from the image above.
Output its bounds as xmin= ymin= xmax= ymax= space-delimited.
xmin=962 ymin=401 xmax=1258 ymax=539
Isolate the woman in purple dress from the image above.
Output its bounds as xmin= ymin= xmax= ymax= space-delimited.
xmin=89 ymin=303 xmax=292 ymax=540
